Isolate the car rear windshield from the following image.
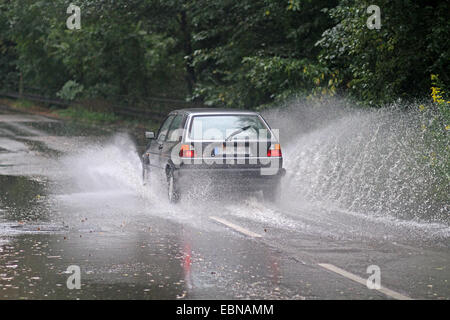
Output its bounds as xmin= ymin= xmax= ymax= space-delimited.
xmin=188 ymin=114 xmax=271 ymax=141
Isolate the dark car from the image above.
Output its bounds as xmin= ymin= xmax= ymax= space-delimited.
xmin=142 ymin=108 xmax=285 ymax=202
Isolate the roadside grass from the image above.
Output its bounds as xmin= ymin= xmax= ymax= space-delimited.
xmin=55 ymin=105 xmax=119 ymax=124
xmin=11 ymin=98 xmax=35 ymax=109
xmin=0 ymin=97 xmax=160 ymax=132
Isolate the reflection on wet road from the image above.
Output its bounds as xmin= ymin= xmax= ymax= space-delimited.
xmin=0 ymin=105 xmax=448 ymax=300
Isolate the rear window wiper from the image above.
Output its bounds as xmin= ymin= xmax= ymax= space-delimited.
xmin=225 ymin=125 xmax=252 ymax=141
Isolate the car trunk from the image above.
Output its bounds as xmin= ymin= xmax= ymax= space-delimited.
xmin=180 ymin=140 xmax=281 ymax=169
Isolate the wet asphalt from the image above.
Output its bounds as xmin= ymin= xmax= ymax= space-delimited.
xmin=0 ymin=105 xmax=448 ymax=300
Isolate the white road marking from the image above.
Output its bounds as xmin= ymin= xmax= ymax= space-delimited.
xmin=318 ymin=263 xmax=413 ymax=300
xmin=210 ymin=216 xmax=262 ymax=238
xmin=210 ymin=215 xmax=412 ymax=300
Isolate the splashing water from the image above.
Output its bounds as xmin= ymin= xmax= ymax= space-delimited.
xmin=59 ymin=134 xmax=146 ymax=194
xmin=55 ymin=133 xmax=206 ymax=226
xmin=54 ymin=100 xmax=448 ymax=241
xmin=265 ymin=98 xmax=449 ymax=225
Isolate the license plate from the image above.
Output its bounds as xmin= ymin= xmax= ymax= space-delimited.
xmin=214 ymin=145 xmax=251 ymax=156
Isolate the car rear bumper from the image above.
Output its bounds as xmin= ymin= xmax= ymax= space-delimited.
xmin=174 ymin=166 xmax=285 ymax=191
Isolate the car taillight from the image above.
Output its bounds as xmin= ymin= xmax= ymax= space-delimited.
xmin=179 ymin=144 xmax=196 ymax=158
xmin=267 ymin=143 xmax=282 ymax=157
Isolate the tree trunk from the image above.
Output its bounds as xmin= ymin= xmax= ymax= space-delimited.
xmin=179 ymin=10 xmax=196 ymax=96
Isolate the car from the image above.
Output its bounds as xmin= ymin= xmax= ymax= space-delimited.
xmin=142 ymin=108 xmax=286 ymax=202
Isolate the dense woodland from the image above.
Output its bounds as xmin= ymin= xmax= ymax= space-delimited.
xmin=0 ymin=0 xmax=449 ymax=109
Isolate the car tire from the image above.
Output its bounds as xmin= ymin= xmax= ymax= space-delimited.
xmin=167 ymin=171 xmax=180 ymax=203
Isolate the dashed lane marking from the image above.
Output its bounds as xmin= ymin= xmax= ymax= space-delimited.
xmin=210 ymin=216 xmax=262 ymax=238
xmin=318 ymin=263 xmax=413 ymax=300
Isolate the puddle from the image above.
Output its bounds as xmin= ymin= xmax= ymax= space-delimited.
xmin=17 ymin=138 xmax=63 ymax=158
xmin=0 ymin=175 xmax=51 ymax=222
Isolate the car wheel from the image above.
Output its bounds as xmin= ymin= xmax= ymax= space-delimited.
xmin=167 ymin=171 xmax=180 ymax=203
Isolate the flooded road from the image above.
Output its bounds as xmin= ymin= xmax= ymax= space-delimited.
xmin=0 ymin=104 xmax=448 ymax=300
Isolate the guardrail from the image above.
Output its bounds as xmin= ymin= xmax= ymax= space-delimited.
xmin=0 ymin=85 xmax=204 ymax=120
xmin=0 ymin=90 xmax=69 ymax=107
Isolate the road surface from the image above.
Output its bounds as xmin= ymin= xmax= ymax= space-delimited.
xmin=0 ymin=104 xmax=448 ymax=299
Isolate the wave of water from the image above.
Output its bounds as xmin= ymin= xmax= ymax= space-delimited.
xmin=265 ymin=98 xmax=448 ymax=225
xmin=54 ymin=101 xmax=449 ymax=240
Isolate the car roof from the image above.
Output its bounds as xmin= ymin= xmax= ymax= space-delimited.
xmin=170 ymin=108 xmax=260 ymax=116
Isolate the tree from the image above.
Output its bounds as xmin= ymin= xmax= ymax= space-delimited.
xmin=0 ymin=0 xmax=18 ymax=90
xmin=189 ymin=0 xmax=337 ymax=108
xmin=317 ymin=0 xmax=450 ymax=105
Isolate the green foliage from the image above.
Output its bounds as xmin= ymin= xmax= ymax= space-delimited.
xmin=56 ymin=106 xmax=118 ymax=124
xmin=1 ymin=0 xmax=187 ymax=99
xmin=0 ymin=1 xmax=19 ymax=88
xmin=57 ymin=80 xmax=84 ymax=101
xmin=416 ymin=74 xmax=450 ymax=203
xmin=12 ymin=99 xmax=34 ymax=109
xmin=317 ymin=0 xmax=450 ymax=106
xmin=5 ymin=1 xmax=68 ymax=94
xmin=0 ymin=0 xmax=448 ymax=109
xmin=189 ymin=0 xmax=337 ymax=108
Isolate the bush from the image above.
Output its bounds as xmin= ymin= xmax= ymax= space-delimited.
xmin=56 ymin=80 xmax=84 ymax=101
xmin=417 ymin=74 xmax=450 ymax=204
xmin=56 ymin=105 xmax=118 ymax=124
